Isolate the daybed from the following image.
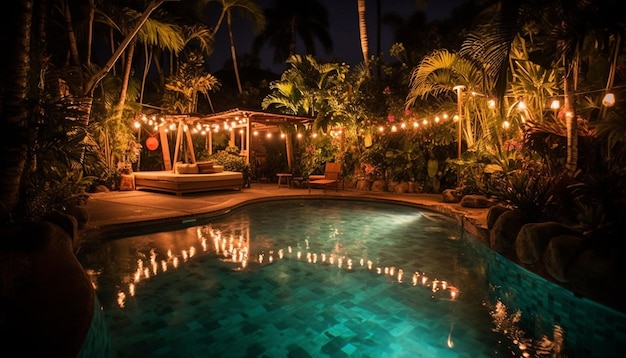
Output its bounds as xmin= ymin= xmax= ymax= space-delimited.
xmin=133 ymin=162 xmax=244 ymax=196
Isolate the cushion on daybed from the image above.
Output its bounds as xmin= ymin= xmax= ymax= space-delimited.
xmin=175 ymin=162 xmax=199 ymax=174
xmin=196 ymin=160 xmax=214 ymax=173
xmin=201 ymin=165 xmax=224 ymax=174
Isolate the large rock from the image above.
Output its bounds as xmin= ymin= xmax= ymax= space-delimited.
xmin=393 ymin=181 xmax=409 ymax=194
xmin=490 ymin=210 xmax=525 ymax=256
xmin=0 ymin=217 xmax=96 ymax=356
xmin=487 ymin=205 xmax=511 ymax=230
xmin=442 ymin=189 xmax=461 ymax=203
xmin=370 ymin=179 xmax=386 ymax=192
xmin=515 ymin=222 xmax=574 ymax=264
xmin=542 ymin=235 xmax=586 ymax=282
xmin=356 ymin=180 xmax=371 ymax=191
xmin=460 ymin=194 xmax=492 ymax=208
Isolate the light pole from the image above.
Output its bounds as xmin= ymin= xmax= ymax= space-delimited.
xmin=453 ymin=85 xmax=465 ymax=160
xmin=453 ymin=85 xmax=465 ymax=188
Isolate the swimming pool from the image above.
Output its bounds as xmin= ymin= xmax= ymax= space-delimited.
xmin=77 ymin=199 xmax=626 ymax=357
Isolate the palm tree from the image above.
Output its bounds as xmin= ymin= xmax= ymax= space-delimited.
xmin=253 ymin=0 xmax=333 ymax=65
xmin=406 ymin=49 xmax=496 ymax=150
xmin=209 ymin=0 xmax=266 ymax=94
xmin=357 ymin=0 xmax=370 ymax=74
xmin=263 ymin=54 xmax=349 ymax=130
xmin=163 ymin=51 xmax=221 ymax=114
xmin=111 ymin=5 xmax=185 ymax=121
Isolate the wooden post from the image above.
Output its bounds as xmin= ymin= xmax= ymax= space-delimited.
xmin=184 ymin=125 xmax=197 ymax=163
xmin=159 ymin=126 xmax=172 ymax=171
xmin=285 ymin=132 xmax=294 ymax=170
xmin=172 ymin=121 xmax=184 ymax=167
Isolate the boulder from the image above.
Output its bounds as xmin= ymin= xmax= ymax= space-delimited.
xmin=515 ymin=222 xmax=574 ymax=264
xmin=356 ymin=180 xmax=371 ymax=191
xmin=543 ymin=235 xmax=586 ymax=282
xmin=442 ymin=189 xmax=461 ymax=203
xmin=487 ymin=205 xmax=511 ymax=230
xmin=490 ymin=210 xmax=525 ymax=255
xmin=460 ymin=194 xmax=492 ymax=208
xmin=371 ymin=179 xmax=386 ymax=192
xmin=394 ymin=182 xmax=409 ymax=194
xmin=1 ymin=220 xmax=95 ymax=356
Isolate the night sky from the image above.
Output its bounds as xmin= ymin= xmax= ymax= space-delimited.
xmin=206 ymin=0 xmax=465 ymax=74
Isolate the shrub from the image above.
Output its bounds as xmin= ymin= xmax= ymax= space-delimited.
xmin=208 ymin=150 xmax=251 ymax=187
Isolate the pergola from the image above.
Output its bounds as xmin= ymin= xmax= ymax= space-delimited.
xmin=154 ymin=108 xmax=314 ymax=171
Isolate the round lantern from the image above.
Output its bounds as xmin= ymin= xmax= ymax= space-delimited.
xmin=146 ymin=136 xmax=159 ymax=151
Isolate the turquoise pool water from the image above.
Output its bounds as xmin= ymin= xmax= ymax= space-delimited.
xmin=78 ymin=199 xmax=626 ymax=357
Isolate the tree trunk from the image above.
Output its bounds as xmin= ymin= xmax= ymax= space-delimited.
xmin=86 ymin=0 xmax=95 ymax=65
xmin=63 ymin=0 xmax=81 ymax=67
xmin=0 ymin=0 xmax=32 ymax=221
xmin=563 ymin=70 xmax=578 ymax=173
xmin=227 ymin=10 xmax=243 ymax=94
xmin=117 ymin=40 xmax=136 ymax=118
xmin=357 ymin=0 xmax=369 ymax=74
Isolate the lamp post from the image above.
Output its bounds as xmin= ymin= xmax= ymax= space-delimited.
xmin=453 ymin=85 xmax=465 ymax=188
xmin=453 ymin=85 xmax=465 ymax=160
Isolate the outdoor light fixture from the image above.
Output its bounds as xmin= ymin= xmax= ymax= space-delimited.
xmin=550 ymin=99 xmax=560 ymax=110
xmin=602 ymin=93 xmax=615 ymax=107
xmin=550 ymin=99 xmax=560 ymax=119
xmin=453 ymin=85 xmax=466 ymax=161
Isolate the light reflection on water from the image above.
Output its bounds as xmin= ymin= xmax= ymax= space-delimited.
xmin=79 ymin=199 xmax=620 ymax=357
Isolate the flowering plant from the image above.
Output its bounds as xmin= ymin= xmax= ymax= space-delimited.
xmin=360 ymin=163 xmax=379 ymax=180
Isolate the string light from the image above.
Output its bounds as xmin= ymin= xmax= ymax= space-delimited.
xmin=602 ymin=93 xmax=615 ymax=107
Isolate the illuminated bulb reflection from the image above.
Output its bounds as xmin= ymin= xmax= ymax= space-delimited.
xmin=104 ymin=224 xmax=460 ymax=315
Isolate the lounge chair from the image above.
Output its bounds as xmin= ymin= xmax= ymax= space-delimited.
xmin=308 ymin=162 xmax=342 ymax=193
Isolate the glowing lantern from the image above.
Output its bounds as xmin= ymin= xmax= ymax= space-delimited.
xmin=146 ymin=136 xmax=159 ymax=151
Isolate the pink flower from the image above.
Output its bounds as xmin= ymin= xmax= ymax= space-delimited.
xmin=388 ymin=114 xmax=395 ymax=122
xmin=361 ymin=163 xmax=375 ymax=174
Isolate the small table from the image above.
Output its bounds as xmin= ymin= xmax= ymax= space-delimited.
xmin=120 ymin=174 xmax=135 ymax=191
xmin=276 ymin=173 xmax=292 ymax=188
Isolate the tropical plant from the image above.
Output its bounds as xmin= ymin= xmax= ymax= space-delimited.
xmin=263 ymin=54 xmax=350 ymax=131
xmin=406 ymin=49 xmax=497 ymax=152
xmin=209 ymin=0 xmax=266 ymax=94
xmin=162 ymin=51 xmax=221 ymax=114
xmin=485 ymin=158 xmax=573 ymax=223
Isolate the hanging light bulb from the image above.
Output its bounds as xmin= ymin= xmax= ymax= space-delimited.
xmin=550 ymin=99 xmax=560 ymax=110
xmin=602 ymin=93 xmax=615 ymax=107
